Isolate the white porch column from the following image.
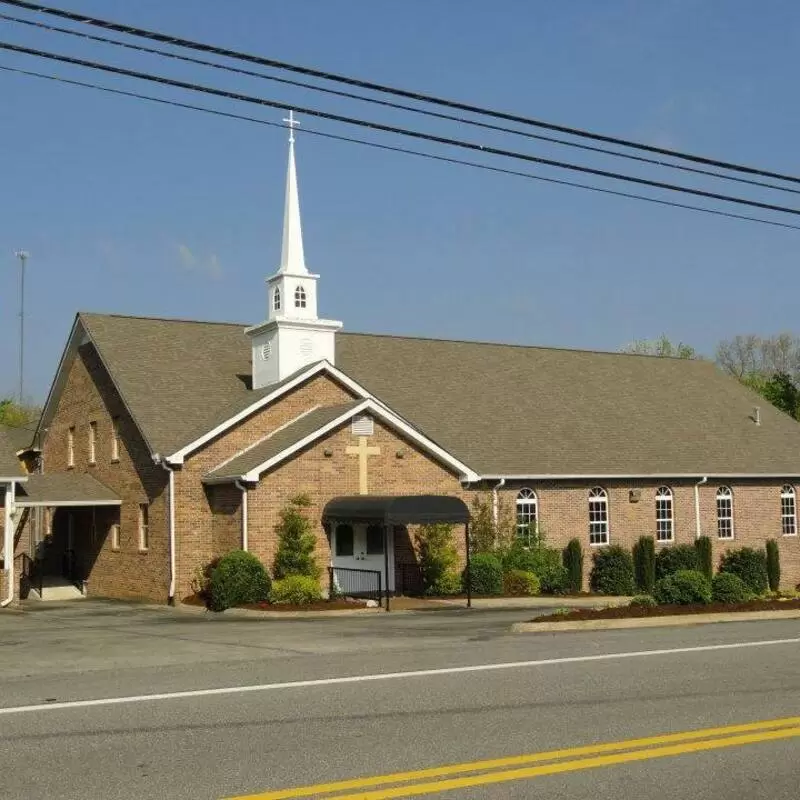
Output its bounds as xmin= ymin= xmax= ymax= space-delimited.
xmin=2 ymin=482 xmax=16 ymax=606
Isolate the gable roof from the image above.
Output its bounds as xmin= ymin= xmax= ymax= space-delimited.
xmin=15 ymin=473 xmax=120 ymax=507
xmin=43 ymin=313 xmax=800 ymax=478
xmin=0 ymin=424 xmax=30 ymax=479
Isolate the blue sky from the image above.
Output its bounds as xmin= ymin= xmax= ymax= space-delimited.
xmin=1 ymin=0 xmax=799 ymax=402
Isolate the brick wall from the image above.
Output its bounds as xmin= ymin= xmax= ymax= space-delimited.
xmin=209 ymin=483 xmax=242 ymax=559
xmin=42 ymin=342 xmax=169 ymax=602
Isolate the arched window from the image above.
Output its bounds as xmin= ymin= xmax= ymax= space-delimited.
xmin=294 ymin=285 xmax=307 ymax=308
xmin=588 ymin=487 xmax=609 ymax=545
xmin=655 ymin=486 xmax=674 ymax=543
xmin=716 ymin=486 xmax=734 ymax=540
xmin=781 ymin=485 xmax=797 ymax=536
xmin=515 ymin=488 xmax=538 ymax=544
xmin=273 ymin=287 xmax=281 ymax=312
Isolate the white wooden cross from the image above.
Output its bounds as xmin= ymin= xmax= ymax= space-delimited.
xmin=283 ymin=109 xmax=300 ymax=143
xmin=346 ymin=436 xmax=381 ymax=495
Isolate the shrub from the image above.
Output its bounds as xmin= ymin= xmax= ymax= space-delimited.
xmin=766 ymin=539 xmax=781 ymax=592
xmin=695 ymin=536 xmax=713 ymax=581
xmin=209 ymin=550 xmax=271 ymax=612
xmin=712 ymin=572 xmax=751 ymax=604
xmin=415 ymin=523 xmax=458 ymax=593
xmin=503 ymin=570 xmax=541 ymax=597
xmin=273 ymin=494 xmax=321 ymax=580
xmin=464 ymin=553 xmax=503 ymax=595
xmin=630 ymin=594 xmax=657 ymax=608
xmin=503 ymin=543 xmax=566 ymax=594
xmin=719 ymin=548 xmax=768 ymax=596
xmin=632 ymin=536 xmax=656 ymax=593
xmin=426 ymin=570 xmax=462 ymax=597
xmin=189 ymin=558 xmax=217 ymax=602
xmin=653 ymin=570 xmax=711 ymax=605
xmin=563 ymin=538 xmax=584 ymax=594
xmin=590 ymin=546 xmax=635 ymax=596
xmin=655 ymin=545 xmax=699 ymax=580
xmin=270 ymin=575 xmax=322 ymax=605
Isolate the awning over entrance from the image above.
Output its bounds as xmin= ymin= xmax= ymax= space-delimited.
xmin=15 ymin=474 xmax=121 ymax=507
xmin=322 ymin=495 xmax=472 ymax=611
xmin=322 ymin=495 xmax=470 ymax=526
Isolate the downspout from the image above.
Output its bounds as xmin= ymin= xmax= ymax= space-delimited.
xmin=694 ymin=476 xmax=708 ymax=539
xmin=160 ymin=461 xmax=176 ymax=605
xmin=2 ymin=482 xmax=16 ymax=608
xmin=235 ymin=480 xmax=249 ymax=552
xmin=491 ymin=478 xmax=506 ymax=529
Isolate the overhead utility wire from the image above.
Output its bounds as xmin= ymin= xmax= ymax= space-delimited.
xmin=4 ymin=41 xmax=800 ymax=220
xmin=2 ymin=10 xmax=797 ymax=197
xmin=4 ymin=0 xmax=800 ymax=187
xmin=3 ymin=63 xmax=798 ymax=233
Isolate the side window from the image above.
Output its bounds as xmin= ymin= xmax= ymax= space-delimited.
xmin=335 ymin=524 xmax=354 ymax=557
xmin=366 ymin=524 xmax=384 ymax=555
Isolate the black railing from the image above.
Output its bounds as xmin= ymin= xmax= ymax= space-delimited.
xmin=328 ymin=566 xmax=382 ymax=604
xmin=397 ymin=562 xmax=426 ymax=596
xmin=19 ymin=553 xmax=43 ymax=599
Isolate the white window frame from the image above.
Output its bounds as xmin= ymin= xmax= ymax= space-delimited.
xmin=273 ymin=287 xmax=281 ymax=312
xmin=111 ymin=417 xmax=120 ymax=462
xmin=515 ymin=488 xmax=538 ymax=543
xmin=781 ymin=484 xmax=797 ymax=536
xmin=655 ymin=486 xmax=674 ymax=543
xmin=294 ymin=285 xmax=307 ymax=308
xmin=588 ymin=487 xmax=609 ymax=546
xmin=138 ymin=504 xmax=150 ymax=551
xmin=67 ymin=426 xmax=75 ymax=468
xmin=110 ymin=523 xmax=120 ymax=551
xmin=88 ymin=421 xmax=97 ymax=465
xmin=716 ymin=486 xmax=734 ymax=540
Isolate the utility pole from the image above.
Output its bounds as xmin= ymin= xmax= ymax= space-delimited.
xmin=14 ymin=250 xmax=29 ymax=405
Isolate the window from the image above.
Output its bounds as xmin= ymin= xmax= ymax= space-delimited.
xmin=294 ymin=285 xmax=307 ymax=308
xmin=88 ymin=421 xmax=97 ymax=464
xmin=781 ymin=485 xmax=797 ymax=536
xmin=588 ymin=487 xmax=609 ymax=545
xmin=515 ymin=488 xmax=538 ymax=543
xmin=716 ymin=486 xmax=734 ymax=540
xmin=335 ymin=524 xmax=354 ymax=557
xmin=366 ymin=524 xmax=384 ymax=555
xmin=655 ymin=486 xmax=674 ymax=543
xmin=273 ymin=287 xmax=281 ymax=312
xmin=67 ymin=426 xmax=75 ymax=468
xmin=138 ymin=504 xmax=150 ymax=551
xmin=111 ymin=417 xmax=120 ymax=461
xmin=110 ymin=523 xmax=120 ymax=551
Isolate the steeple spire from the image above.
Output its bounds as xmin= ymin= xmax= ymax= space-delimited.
xmin=278 ymin=110 xmax=307 ymax=275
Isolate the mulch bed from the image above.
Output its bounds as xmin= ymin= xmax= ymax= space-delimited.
xmin=532 ymin=598 xmax=800 ymax=623
xmin=179 ymin=594 xmax=368 ymax=612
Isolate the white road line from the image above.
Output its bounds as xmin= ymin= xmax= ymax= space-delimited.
xmin=2 ymin=637 xmax=799 ymax=716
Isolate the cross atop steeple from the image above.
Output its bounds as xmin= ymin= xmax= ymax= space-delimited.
xmin=278 ymin=110 xmax=306 ymax=275
xmin=283 ymin=109 xmax=300 ymax=144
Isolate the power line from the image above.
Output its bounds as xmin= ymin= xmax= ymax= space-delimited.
xmin=3 ymin=10 xmax=799 ymax=198
xmin=3 ymin=62 xmax=799 ymax=233
xmin=4 ymin=0 xmax=799 ymax=186
xmin=4 ymin=40 xmax=800 ymax=220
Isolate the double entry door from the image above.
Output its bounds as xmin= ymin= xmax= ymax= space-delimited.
xmin=332 ymin=523 xmax=394 ymax=592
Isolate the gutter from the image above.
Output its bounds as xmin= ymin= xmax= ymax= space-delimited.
xmin=694 ymin=476 xmax=708 ymax=539
xmin=156 ymin=456 xmax=177 ymax=605
xmin=235 ymin=480 xmax=249 ymax=552
xmin=2 ymin=481 xmax=16 ymax=608
xmin=491 ymin=478 xmax=505 ymax=528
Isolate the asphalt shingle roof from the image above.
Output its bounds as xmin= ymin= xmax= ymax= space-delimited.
xmin=16 ymin=473 xmax=120 ymax=505
xmin=74 ymin=313 xmax=800 ymax=477
xmin=0 ymin=424 xmax=29 ymax=478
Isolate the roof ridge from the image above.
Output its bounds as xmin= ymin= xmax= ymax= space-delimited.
xmin=79 ymin=311 xmax=246 ymax=328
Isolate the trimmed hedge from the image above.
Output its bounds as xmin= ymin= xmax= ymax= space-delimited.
xmin=695 ymin=536 xmax=713 ymax=581
xmin=630 ymin=594 xmax=657 ymax=608
xmin=653 ymin=570 xmax=711 ymax=605
xmin=766 ymin=539 xmax=781 ymax=592
xmin=590 ymin=546 xmax=635 ymax=596
xmin=465 ymin=553 xmax=503 ymax=595
xmin=270 ymin=575 xmax=322 ymax=605
xmin=209 ymin=550 xmax=271 ymax=612
xmin=502 ymin=569 xmax=541 ymax=597
xmin=655 ymin=545 xmax=699 ymax=580
xmin=633 ymin=536 xmax=656 ymax=593
xmin=426 ymin=570 xmax=462 ymax=597
xmin=563 ymin=538 xmax=584 ymax=594
xmin=711 ymin=572 xmax=751 ymax=604
xmin=719 ymin=548 xmax=768 ymax=596
xmin=504 ymin=544 xmax=567 ymax=594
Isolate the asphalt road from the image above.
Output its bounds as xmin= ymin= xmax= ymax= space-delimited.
xmin=0 ymin=601 xmax=798 ymax=799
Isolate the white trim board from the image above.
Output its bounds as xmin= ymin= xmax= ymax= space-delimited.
xmin=15 ymin=499 xmax=121 ymax=508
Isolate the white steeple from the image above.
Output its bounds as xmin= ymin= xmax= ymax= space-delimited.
xmin=278 ymin=111 xmax=307 ymax=275
xmin=246 ymin=111 xmax=342 ymax=390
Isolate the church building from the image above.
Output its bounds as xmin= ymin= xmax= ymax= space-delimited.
xmin=3 ymin=121 xmax=800 ymax=605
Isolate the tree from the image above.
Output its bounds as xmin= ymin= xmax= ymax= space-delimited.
xmin=273 ymin=494 xmax=321 ymax=580
xmin=0 ymin=398 xmax=40 ymax=428
xmin=621 ymin=335 xmax=697 ymax=359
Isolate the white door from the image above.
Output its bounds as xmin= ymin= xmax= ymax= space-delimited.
xmin=332 ymin=523 xmax=394 ymax=593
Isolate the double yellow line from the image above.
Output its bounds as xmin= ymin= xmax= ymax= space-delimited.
xmin=229 ymin=715 xmax=800 ymax=799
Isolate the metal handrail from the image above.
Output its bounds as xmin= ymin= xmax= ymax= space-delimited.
xmin=328 ymin=566 xmax=382 ymax=604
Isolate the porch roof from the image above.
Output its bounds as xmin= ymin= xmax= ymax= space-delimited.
xmin=322 ymin=495 xmax=470 ymax=526
xmin=15 ymin=474 xmax=121 ymax=507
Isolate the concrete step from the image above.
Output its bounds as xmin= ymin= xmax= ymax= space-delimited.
xmin=31 ymin=578 xmax=85 ymax=602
